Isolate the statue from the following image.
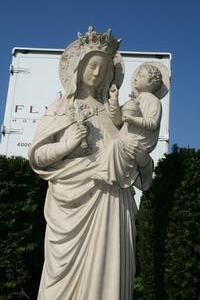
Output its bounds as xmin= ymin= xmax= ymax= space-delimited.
xmin=94 ymin=62 xmax=169 ymax=187
xmin=28 ymin=26 xmax=169 ymax=300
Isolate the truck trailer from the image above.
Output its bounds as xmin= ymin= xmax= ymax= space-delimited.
xmin=0 ymin=48 xmax=171 ymax=205
xmin=0 ymin=47 xmax=171 ymax=165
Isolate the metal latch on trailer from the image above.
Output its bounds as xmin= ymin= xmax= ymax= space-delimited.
xmin=10 ymin=64 xmax=31 ymax=75
xmin=159 ymin=135 xmax=169 ymax=142
xmin=1 ymin=125 xmax=23 ymax=136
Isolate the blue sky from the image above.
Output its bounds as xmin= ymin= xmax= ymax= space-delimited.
xmin=0 ymin=0 xmax=199 ymax=149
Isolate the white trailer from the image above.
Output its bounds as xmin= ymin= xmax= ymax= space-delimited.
xmin=0 ymin=48 xmax=171 ymax=205
xmin=0 ymin=47 xmax=171 ymax=164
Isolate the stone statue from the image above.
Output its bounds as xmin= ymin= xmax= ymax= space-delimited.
xmin=94 ymin=62 xmax=169 ymax=186
xmin=108 ymin=62 xmax=170 ymax=150
xmin=122 ymin=62 xmax=169 ymax=151
xmin=28 ymin=26 xmax=168 ymax=300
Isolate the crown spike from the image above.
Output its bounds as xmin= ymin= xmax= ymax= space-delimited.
xmin=88 ymin=25 xmax=94 ymax=33
xmin=107 ymin=28 xmax=112 ymax=36
xmin=77 ymin=26 xmax=121 ymax=57
xmin=77 ymin=32 xmax=82 ymax=39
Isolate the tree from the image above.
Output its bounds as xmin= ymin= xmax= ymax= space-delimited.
xmin=165 ymin=150 xmax=200 ymax=299
xmin=0 ymin=156 xmax=47 ymax=299
xmin=137 ymin=147 xmax=200 ymax=299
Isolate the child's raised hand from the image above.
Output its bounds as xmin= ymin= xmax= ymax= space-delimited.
xmin=109 ymin=84 xmax=119 ymax=101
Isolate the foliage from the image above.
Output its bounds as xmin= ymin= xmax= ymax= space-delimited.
xmin=1 ymin=148 xmax=200 ymax=299
xmin=0 ymin=156 xmax=47 ymax=299
xmin=165 ymin=150 xmax=200 ymax=299
xmin=137 ymin=146 xmax=200 ymax=299
xmin=133 ymin=276 xmax=144 ymax=299
xmin=133 ymin=229 xmax=144 ymax=299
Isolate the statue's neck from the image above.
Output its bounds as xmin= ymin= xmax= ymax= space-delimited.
xmin=76 ymin=97 xmax=103 ymax=109
xmin=77 ymin=84 xmax=96 ymax=100
xmin=76 ymin=82 xmax=105 ymax=107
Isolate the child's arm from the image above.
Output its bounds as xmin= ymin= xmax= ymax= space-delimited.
xmin=108 ymin=84 xmax=123 ymax=127
xmin=123 ymin=101 xmax=162 ymax=131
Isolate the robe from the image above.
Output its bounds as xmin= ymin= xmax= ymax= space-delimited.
xmin=28 ymin=98 xmax=153 ymax=300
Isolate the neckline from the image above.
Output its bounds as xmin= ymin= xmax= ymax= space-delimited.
xmin=75 ymin=98 xmax=105 ymax=110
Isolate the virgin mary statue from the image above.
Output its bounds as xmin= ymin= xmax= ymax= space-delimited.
xmin=28 ymin=26 xmax=153 ymax=300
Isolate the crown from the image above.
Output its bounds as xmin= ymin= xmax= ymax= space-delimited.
xmin=77 ymin=26 xmax=121 ymax=57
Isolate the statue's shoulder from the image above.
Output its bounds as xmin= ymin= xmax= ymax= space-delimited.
xmin=139 ymin=92 xmax=160 ymax=106
xmin=122 ymin=99 xmax=140 ymax=110
xmin=44 ymin=95 xmax=68 ymax=116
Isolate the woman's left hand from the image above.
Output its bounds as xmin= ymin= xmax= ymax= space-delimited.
xmin=122 ymin=135 xmax=150 ymax=167
xmin=66 ymin=123 xmax=88 ymax=152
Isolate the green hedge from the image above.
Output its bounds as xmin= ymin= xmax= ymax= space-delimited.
xmin=137 ymin=147 xmax=200 ymax=299
xmin=165 ymin=150 xmax=200 ymax=299
xmin=0 ymin=156 xmax=47 ymax=299
xmin=1 ymin=148 xmax=199 ymax=299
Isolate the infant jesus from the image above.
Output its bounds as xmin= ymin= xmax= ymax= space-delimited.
xmin=92 ymin=63 xmax=166 ymax=188
xmin=109 ymin=62 xmax=164 ymax=153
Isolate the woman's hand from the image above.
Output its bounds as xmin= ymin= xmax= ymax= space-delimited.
xmin=122 ymin=113 xmax=132 ymax=123
xmin=122 ymin=135 xmax=150 ymax=167
xmin=66 ymin=123 xmax=87 ymax=152
xmin=123 ymin=135 xmax=139 ymax=160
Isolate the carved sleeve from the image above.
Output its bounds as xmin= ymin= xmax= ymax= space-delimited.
xmin=106 ymin=101 xmax=123 ymax=127
xmin=34 ymin=141 xmax=70 ymax=168
xmin=127 ymin=100 xmax=162 ymax=131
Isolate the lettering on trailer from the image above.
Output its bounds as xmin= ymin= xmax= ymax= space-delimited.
xmin=17 ymin=142 xmax=32 ymax=147
xmin=15 ymin=104 xmax=48 ymax=114
xmin=12 ymin=104 xmax=48 ymax=123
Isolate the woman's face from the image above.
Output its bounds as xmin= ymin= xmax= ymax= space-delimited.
xmin=81 ymin=54 xmax=108 ymax=88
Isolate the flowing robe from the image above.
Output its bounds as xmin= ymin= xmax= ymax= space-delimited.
xmin=28 ymin=99 xmax=153 ymax=300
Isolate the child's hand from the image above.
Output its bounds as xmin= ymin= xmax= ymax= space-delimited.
xmin=122 ymin=112 xmax=132 ymax=122
xmin=109 ymin=84 xmax=119 ymax=102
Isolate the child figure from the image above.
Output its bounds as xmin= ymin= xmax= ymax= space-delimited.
xmin=109 ymin=62 xmax=169 ymax=153
xmin=92 ymin=62 xmax=169 ymax=188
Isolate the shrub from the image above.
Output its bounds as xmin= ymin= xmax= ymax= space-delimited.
xmin=137 ymin=147 xmax=199 ymax=299
xmin=0 ymin=156 xmax=47 ymax=299
xmin=165 ymin=150 xmax=200 ymax=299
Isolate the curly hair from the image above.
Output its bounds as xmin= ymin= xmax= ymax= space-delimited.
xmin=141 ymin=64 xmax=162 ymax=93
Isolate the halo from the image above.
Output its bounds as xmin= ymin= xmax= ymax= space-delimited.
xmin=59 ymin=40 xmax=125 ymax=93
xmin=131 ymin=61 xmax=170 ymax=100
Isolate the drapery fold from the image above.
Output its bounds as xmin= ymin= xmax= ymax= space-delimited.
xmin=28 ymin=100 xmax=153 ymax=300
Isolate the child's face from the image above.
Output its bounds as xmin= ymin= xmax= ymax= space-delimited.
xmin=134 ymin=67 xmax=151 ymax=92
